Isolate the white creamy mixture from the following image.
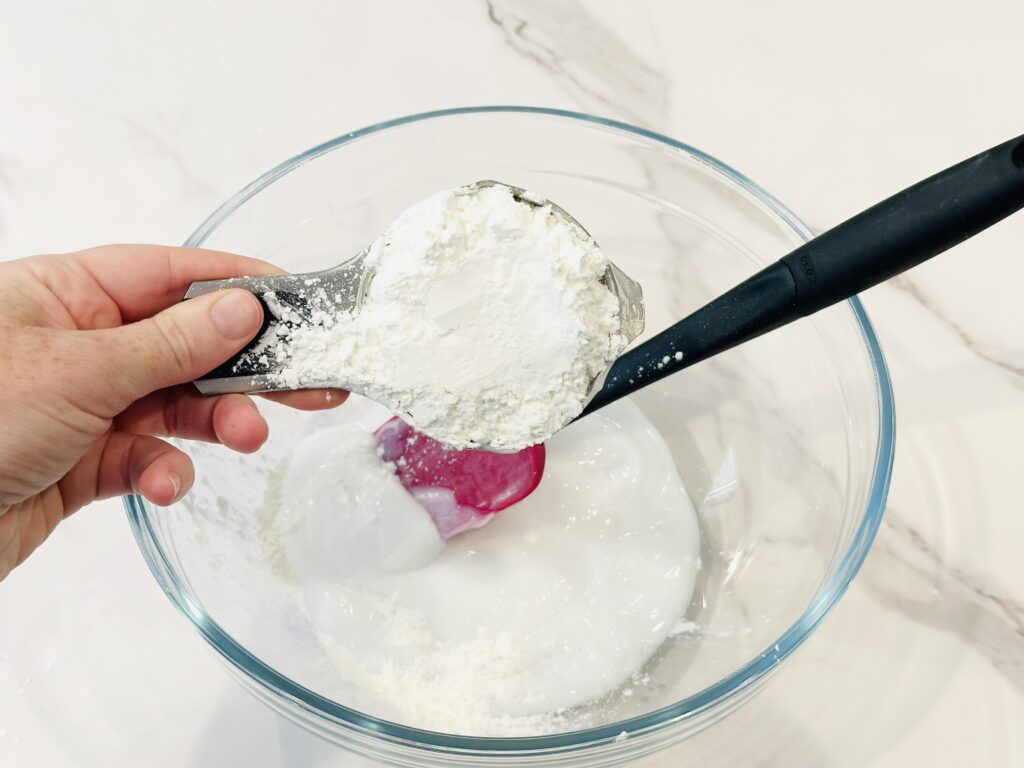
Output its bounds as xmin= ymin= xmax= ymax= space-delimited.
xmin=279 ymin=397 xmax=700 ymax=736
xmin=267 ymin=184 xmax=627 ymax=450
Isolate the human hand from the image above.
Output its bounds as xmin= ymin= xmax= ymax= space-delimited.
xmin=0 ymin=245 xmax=347 ymax=581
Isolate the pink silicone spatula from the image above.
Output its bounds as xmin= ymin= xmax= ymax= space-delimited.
xmin=374 ymin=416 xmax=545 ymax=539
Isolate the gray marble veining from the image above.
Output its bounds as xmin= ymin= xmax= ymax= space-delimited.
xmin=484 ymin=0 xmax=668 ymax=127
xmin=889 ymin=274 xmax=1024 ymax=379
xmin=866 ymin=512 xmax=1024 ymax=690
xmin=121 ymin=117 xmax=221 ymax=203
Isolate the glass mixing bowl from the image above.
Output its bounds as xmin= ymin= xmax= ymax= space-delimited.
xmin=127 ymin=107 xmax=894 ymax=767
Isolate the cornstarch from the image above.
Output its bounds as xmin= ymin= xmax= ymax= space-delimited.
xmin=262 ymin=183 xmax=627 ymax=449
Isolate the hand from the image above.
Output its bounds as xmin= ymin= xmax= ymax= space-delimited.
xmin=0 ymin=244 xmax=347 ymax=581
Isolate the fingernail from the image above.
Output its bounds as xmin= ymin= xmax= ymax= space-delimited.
xmin=169 ymin=473 xmax=181 ymax=500
xmin=210 ymin=291 xmax=262 ymax=339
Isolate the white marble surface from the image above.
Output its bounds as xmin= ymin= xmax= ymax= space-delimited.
xmin=2 ymin=1 xmax=1023 ymax=765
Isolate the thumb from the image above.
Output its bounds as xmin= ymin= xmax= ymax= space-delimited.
xmin=99 ymin=289 xmax=264 ymax=407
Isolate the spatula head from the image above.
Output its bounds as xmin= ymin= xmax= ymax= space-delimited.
xmin=374 ymin=416 xmax=546 ymax=539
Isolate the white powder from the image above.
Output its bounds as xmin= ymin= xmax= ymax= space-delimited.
xmin=315 ymin=598 xmax=569 ymax=736
xmin=265 ymin=184 xmax=627 ymax=449
xmin=280 ymin=398 xmax=702 ymax=736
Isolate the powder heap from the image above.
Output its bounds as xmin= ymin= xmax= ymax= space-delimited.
xmin=266 ymin=184 xmax=628 ymax=449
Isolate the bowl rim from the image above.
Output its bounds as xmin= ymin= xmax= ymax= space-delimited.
xmin=125 ymin=105 xmax=895 ymax=755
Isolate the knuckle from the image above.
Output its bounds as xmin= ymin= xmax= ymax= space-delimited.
xmin=151 ymin=314 xmax=197 ymax=373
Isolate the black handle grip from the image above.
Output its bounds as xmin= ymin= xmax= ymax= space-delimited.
xmin=582 ymin=132 xmax=1024 ymax=417
xmin=782 ymin=133 xmax=1024 ymax=315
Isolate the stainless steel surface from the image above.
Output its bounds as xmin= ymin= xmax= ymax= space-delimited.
xmin=184 ymin=251 xmax=371 ymax=323
xmin=187 ymin=251 xmax=370 ymax=395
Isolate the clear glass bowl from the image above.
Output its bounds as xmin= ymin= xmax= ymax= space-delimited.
xmin=126 ymin=107 xmax=894 ymax=766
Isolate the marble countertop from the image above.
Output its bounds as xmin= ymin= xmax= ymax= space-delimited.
xmin=2 ymin=1 xmax=1022 ymax=765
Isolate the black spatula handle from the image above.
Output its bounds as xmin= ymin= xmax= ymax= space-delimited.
xmin=582 ymin=132 xmax=1024 ymax=416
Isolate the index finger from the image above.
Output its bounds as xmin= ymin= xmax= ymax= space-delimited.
xmin=72 ymin=244 xmax=284 ymax=321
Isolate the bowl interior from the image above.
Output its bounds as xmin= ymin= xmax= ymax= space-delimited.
xmin=132 ymin=109 xmax=890 ymax=749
